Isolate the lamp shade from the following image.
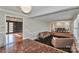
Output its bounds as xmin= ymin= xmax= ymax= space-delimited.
xmin=20 ymin=6 xmax=32 ymax=13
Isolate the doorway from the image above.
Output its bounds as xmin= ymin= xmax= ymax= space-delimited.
xmin=6 ymin=16 xmax=23 ymax=45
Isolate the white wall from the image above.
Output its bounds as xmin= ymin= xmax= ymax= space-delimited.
xmin=0 ymin=13 xmax=6 ymax=47
xmin=73 ymin=15 xmax=79 ymax=48
xmin=23 ymin=17 xmax=50 ymax=40
xmin=74 ymin=15 xmax=79 ymax=42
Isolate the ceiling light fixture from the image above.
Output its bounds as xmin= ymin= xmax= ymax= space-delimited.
xmin=20 ymin=6 xmax=32 ymax=13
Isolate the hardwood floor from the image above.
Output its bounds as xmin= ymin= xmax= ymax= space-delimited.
xmin=0 ymin=40 xmax=66 ymax=53
xmin=0 ymin=33 xmax=66 ymax=53
xmin=0 ymin=33 xmax=23 ymax=53
xmin=0 ymin=32 xmax=77 ymax=53
xmin=6 ymin=33 xmax=23 ymax=44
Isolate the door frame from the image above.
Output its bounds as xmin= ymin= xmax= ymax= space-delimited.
xmin=5 ymin=15 xmax=23 ymax=44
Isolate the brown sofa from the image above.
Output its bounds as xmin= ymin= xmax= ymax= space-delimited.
xmin=51 ymin=37 xmax=74 ymax=48
xmin=35 ymin=31 xmax=53 ymax=46
xmin=52 ymin=32 xmax=73 ymax=38
xmin=38 ymin=31 xmax=51 ymax=39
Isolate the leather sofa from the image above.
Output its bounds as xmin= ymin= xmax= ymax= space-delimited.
xmin=35 ymin=31 xmax=53 ymax=46
xmin=51 ymin=37 xmax=74 ymax=48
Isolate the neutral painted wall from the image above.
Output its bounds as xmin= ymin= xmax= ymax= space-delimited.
xmin=0 ymin=13 xmax=6 ymax=47
xmin=23 ymin=17 xmax=50 ymax=40
xmin=74 ymin=15 xmax=79 ymax=42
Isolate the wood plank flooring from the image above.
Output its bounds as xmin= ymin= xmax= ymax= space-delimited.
xmin=0 ymin=33 xmax=23 ymax=53
xmin=0 ymin=33 xmax=66 ymax=53
xmin=0 ymin=33 xmax=78 ymax=53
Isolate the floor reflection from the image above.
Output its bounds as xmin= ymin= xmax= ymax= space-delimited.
xmin=6 ymin=34 xmax=16 ymax=45
xmin=5 ymin=33 xmax=23 ymax=53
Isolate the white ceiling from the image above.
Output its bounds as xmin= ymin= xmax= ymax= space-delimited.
xmin=0 ymin=6 xmax=79 ymax=22
xmin=30 ymin=8 xmax=79 ymax=22
xmin=29 ymin=6 xmax=79 ymax=17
